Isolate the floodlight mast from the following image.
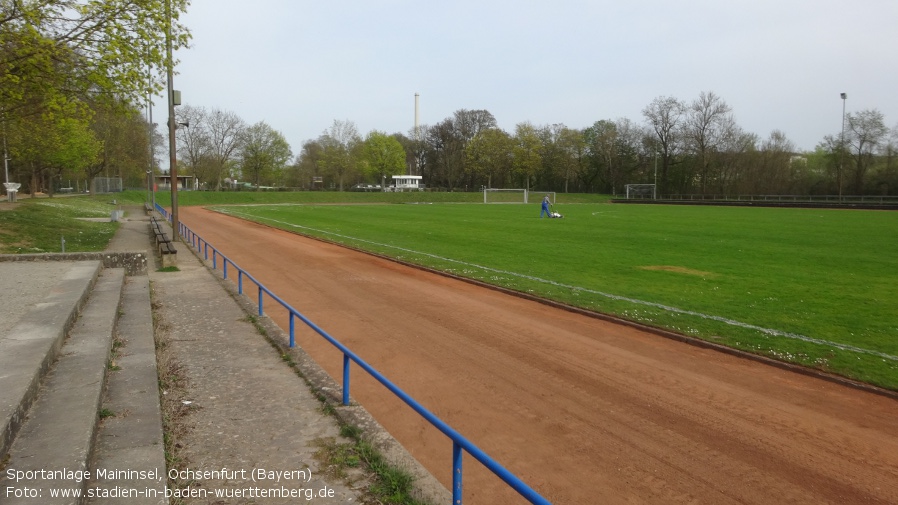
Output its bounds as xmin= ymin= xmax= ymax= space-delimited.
xmin=414 ymin=93 xmax=421 ymax=175
xmin=166 ymin=0 xmax=179 ymax=240
xmin=839 ymin=92 xmax=847 ymax=202
xmin=3 ymin=123 xmax=8 ymax=185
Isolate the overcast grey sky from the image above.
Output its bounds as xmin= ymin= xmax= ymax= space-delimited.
xmin=156 ymin=0 xmax=896 ymax=158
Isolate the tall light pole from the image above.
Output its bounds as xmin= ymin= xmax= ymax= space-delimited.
xmin=146 ymin=57 xmax=154 ymax=209
xmin=653 ymin=151 xmax=658 ymax=199
xmin=839 ymin=92 xmax=847 ymax=202
xmin=166 ymin=0 xmax=179 ymax=239
xmin=3 ymin=122 xmax=8 ymax=185
xmin=149 ymin=99 xmax=156 ymax=211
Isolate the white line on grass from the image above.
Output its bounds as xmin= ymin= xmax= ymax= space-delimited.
xmin=221 ymin=208 xmax=898 ymax=363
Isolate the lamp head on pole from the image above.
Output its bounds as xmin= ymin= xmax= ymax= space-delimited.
xmin=840 ymin=92 xmax=847 ymax=100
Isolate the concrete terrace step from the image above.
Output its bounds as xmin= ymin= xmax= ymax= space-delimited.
xmin=1 ymin=268 xmax=125 ymax=505
xmin=0 ymin=260 xmax=102 ymax=461
xmin=86 ymin=275 xmax=168 ymax=505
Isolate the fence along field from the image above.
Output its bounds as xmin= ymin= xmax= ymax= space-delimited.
xmin=210 ymin=200 xmax=898 ymax=391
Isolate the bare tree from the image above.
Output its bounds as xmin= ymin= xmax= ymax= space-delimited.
xmin=685 ymin=91 xmax=733 ymax=193
xmin=453 ymin=109 xmax=497 ymax=143
xmin=642 ymin=96 xmax=686 ymax=195
xmin=294 ymin=139 xmax=325 ymax=189
xmin=879 ymin=124 xmax=898 ymax=193
xmin=175 ymin=105 xmax=210 ymax=189
xmin=205 ymin=108 xmax=245 ymax=190
xmin=754 ymin=130 xmax=795 ymax=193
xmin=425 ymin=118 xmax=464 ymax=189
xmin=845 ymin=109 xmax=889 ymax=193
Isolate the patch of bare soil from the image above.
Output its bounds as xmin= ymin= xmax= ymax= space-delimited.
xmin=639 ymin=265 xmax=718 ymax=277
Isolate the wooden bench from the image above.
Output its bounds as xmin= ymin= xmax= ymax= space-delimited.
xmin=150 ymin=217 xmax=177 ymax=266
xmin=150 ymin=219 xmax=169 ymax=247
xmin=144 ymin=202 xmax=153 ymax=214
xmin=159 ymin=240 xmax=177 ymax=267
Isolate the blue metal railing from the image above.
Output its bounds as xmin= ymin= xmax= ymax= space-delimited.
xmin=155 ymin=203 xmax=551 ymax=505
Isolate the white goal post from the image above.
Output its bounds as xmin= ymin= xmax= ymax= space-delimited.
xmin=483 ymin=188 xmax=556 ymax=204
xmin=625 ymin=184 xmax=656 ymax=200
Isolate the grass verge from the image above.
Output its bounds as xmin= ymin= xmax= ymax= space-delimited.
xmin=149 ymin=282 xmax=192 ymax=505
xmin=0 ymin=196 xmax=120 ymax=253
xmin=263 ymin=323 xmax=430 ymax=504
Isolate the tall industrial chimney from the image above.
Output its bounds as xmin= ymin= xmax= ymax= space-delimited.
xmin=414 ymin=92 xmax=420 ymax=140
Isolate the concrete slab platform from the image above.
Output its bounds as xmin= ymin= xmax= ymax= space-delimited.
xmin=0 ymin=260 xmax=101 ymax=459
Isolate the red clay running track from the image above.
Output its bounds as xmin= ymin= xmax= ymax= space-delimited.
xmin=180 ymin=206 xmax=898 ymax=505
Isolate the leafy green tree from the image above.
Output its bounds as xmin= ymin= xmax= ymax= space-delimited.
xmin=362 ymin=130 xmax=405 ymax=186
xmin=536 ymin=124 xmax=566 ymax=190
xmin=238 ymin=122 xmax=292 ymax=188
xmin=86 ymin=100 xmax=153 ymax=189
xmin=1 ymin=0 xmax=189 ymax=195
xmin=582 ymin=120 xmax=617 ymax=193
xmin=555 ymin=125 xmax=586 ymax=193
xmin=466 ymin=127 xmax=512 ymax=189
xmin=512 ymin=122 xmax=542 ymax=190
xmin=319 ymin=119 xmax=361 ymax=191
xmin=10 ymin=110 xmax=99 ymax=195
xmin=0 ymin=0 xmax=191 ymax=120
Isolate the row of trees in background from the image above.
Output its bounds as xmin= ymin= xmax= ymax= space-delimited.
xmin=8 ymin=85 xmax=898 ymax=197
xmin=174 ymin=107 xmax=408 ymax=192
xmin=639 ymin=93 xmax=896 ymax=197
xmin=289 ymin=94 xmax=897 ymax=196
xmin=2 ymin=1 xmax=895 ymax=197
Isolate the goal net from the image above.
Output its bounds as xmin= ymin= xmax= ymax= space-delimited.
xmin=625 ymin=184 xmax=656 ymax=199
xmin=91 ymin=177 xmax=123 ymax=194
xmin=484 ymin=188 xmax=527 ymax=204
xmin=483 ymin=189 xmax=556 ymax=204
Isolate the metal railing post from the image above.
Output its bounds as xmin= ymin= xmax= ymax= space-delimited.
xmin=342 ymin=353 xmax=350 ymax=405
xmin=453 ymin=442 xmax=463 ymax=504
xmin=238 ymin=271 xmax=243 ymax=294
xmin=289 ymin=312 xmax=295 ymax=347
xmin=258 ymin=286 xmax=263 ymax=316
xmin=223 ymin=259 xmax=228 ymax=280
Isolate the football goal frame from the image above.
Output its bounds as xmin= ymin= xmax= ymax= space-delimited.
xmin=483 ymin=188 xmax=556 ymax=204
xmin=625 ymin=184 xmax=656 ymax=200
xmin=484 ymin=188 xmax=527 ymax=204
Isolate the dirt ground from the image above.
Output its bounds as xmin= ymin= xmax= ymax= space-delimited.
xmin=180 ymin=206 xmax=898 ymax=505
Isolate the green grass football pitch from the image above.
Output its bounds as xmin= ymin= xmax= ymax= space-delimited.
xmin=211 ymin=201 xmax=898 ymax=390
